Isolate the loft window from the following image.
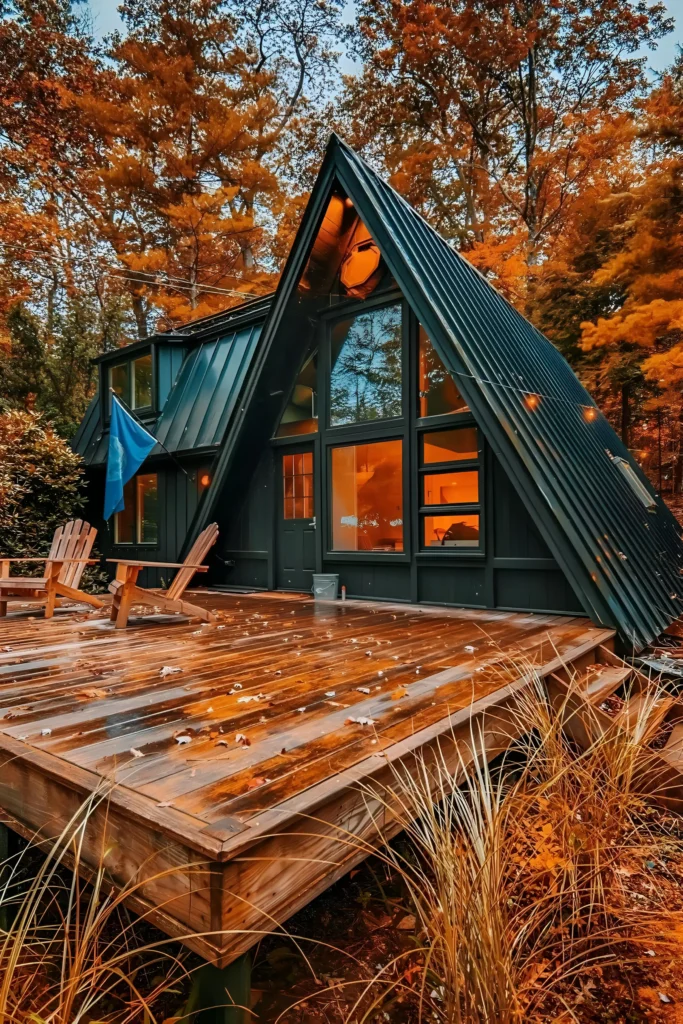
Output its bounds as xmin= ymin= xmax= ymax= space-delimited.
xmin=331 ymin=440 xmax=403 ymax=552
xmin=329 ymin=303 xmax=402 ymax=426
xmin=419 ymin=425 xmax=481 ymax=550
xmin=418 ymin=325 xmax=468 ymax=417
xmin=108 ymin=352 xmax=153 ymax=412
xmin=276 ymin=351 xmax=318 ymax=438
xmin=114 ymin=472 xmax=158 ymax=545
xmin=612 ymin=456 xmax=656 ymax=510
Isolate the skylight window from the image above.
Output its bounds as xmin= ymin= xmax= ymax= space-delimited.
xmin=612 ymin=456 xmax=656 ymax=510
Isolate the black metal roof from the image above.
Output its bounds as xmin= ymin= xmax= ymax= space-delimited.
xmin=72 ymin=295 xmax=272 ymax=466
xmin=192 ymin=134 xmax=683 ymax=647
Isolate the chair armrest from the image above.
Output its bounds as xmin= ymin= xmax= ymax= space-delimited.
xmin=106 ymin=560 xmax=209 ymax=570
xmin=0 ymin=557 xmax=96 ymax=563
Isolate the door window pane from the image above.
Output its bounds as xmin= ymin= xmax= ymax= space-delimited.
xmin=423 ymin=471 xmax=479 ymax=506
xmin=423 ymin=514 xmax=479 ymax=548
xmin=137 ymin=473 xmax=158 ymax=544
xmin=133 ymin=354 xmax=153 ymax=409
xmin=423 ymin=427 xmax=478 ymax=464
xmin=114 ymin=478 xmax=135 ymax=544
xmin=330 ymin=304 xmax=402 ymax=425
xmin=283 ymin=452 xmax=314 ymax=521
xmin=418 ymin=325 xmax=467 ymax=417
xmin=331 ymin=440 xmax=403 ymax=552
xmin=276 ymin=350 xmax=318 ymax=437
xmin=109 ymin=363 xmax=130 ymax=407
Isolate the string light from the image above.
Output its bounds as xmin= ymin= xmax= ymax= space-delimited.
xmin=524 ymin=393 xmax=541 ymax=411
xmin=583 ymin=407 xmax=598 ymax=422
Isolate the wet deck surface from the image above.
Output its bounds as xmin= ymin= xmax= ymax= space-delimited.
xmin=0 ymin=593 xmax=609 ymax=832
xmin=0 ymin=593 xmax=614 ymax=961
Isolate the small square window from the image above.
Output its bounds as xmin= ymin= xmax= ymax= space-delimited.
xmin=422 ymin=427 xmax=478 ymax=464
xmin=423 ymin=514 xmax=480 ymax=548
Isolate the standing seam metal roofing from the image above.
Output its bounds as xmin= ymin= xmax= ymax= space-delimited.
xmin=72 ymin=303 xmax=269 ymax=466
xmin=331 ymin=137 xmax=683 ymax=646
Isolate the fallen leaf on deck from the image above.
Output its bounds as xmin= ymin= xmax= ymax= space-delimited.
xmin=79 ymin=687 xmax=109 ymax=699
xmin=391 ymin=687 xmax=409 ymax=700
xmin=130 ymin=748 xmax=144 ymax=758
xmin=175 ymin=734 xmax=192 ymax=745
xmin=157 ymin=801 xmax=174 ymax=807
xmin=247 ymin=777 xmax=266 ymax=789
xmin=41 ymin=728 xmax=51 ymax=736
xmin=159 ymin=666 xmax=182 ymax=678
xmin=357 ymin=687 xmax=370 ymax=694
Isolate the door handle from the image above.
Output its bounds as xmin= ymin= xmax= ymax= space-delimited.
xmin=309 ymin=517 xmax=317 ymax=529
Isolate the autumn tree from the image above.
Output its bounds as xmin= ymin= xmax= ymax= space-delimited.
xmin=68 ymin=0 xmax=344 ymax=334
xmin=576 ymin=50 xmax=683 ymax=487
xmin=341 ymin=0 xmax=672 ymax=303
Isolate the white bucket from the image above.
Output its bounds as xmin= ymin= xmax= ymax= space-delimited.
xmin=312 ymin=573 xmax=340 ymax=601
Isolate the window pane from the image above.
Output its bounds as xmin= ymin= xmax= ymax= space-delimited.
xmin=331 ymin=440 xmax=403 ymax=552
xmin=110 ymin=363 xmax=130 ymax=406
xmin=114 ymin=478 xmax=135 ymax=544
xmin=282 ymin=452 xmax=314 ymax=521
xmin=330 ymin=304 xmax=402 ymax=425
xmin=418 ymin=325 xmax=467 ymax=417
xmin=133 ymin=353 xmax=153 ymax=409
xmin=423 ymin=427 xmax=478 ymax=464
xmin=276 ymin=351 xmax=318 ymax=437
xmin=423 ymin=471 xmax=479 ymax=506
xmin=137 ymin=473 xmax=158 ymax=544
xmin=423 ymin=514 xmax=479 ymax=548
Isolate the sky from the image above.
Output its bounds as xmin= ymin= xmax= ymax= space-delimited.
xmin=87 ymin=0 xmax=680 ymax=76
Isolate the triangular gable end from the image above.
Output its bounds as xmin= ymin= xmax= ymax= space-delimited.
xmin=194 ymin=134 xmax=683 ymax=648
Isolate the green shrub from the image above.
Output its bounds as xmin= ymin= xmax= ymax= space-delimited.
xmin=0 ymin=409 xmax=87 ymax=559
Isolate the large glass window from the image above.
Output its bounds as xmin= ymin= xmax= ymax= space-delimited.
xmin=418 ymin=326 xmax=468 ymax=417
xmin=331 ymin=440 xmax=403 ymax=552
xmin=283 ymin=453 xmax=314 ymax=520
xmin=276 ymin=351 xmax=318 ymax=438
xmin=114 ymin=472 xmax=158 ymax=545
xmin=329 ymin=304 xmax=402 ymax=426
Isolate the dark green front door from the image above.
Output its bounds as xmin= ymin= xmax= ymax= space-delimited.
xmin=276 ymin=448 xmax=316 ymax=591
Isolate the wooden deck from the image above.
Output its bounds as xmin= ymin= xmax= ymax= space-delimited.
xmin=0 ymin=594 xmax=613 ymax=964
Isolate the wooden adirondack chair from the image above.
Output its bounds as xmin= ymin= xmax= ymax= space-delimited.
xmin=0 ymin=520 xmax=104 ymax=618
xmin=107 ymin=522 xmax=219 ymax=628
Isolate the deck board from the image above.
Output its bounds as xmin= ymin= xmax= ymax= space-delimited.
xmin=0 ymin=593 xmax=614 ymax=964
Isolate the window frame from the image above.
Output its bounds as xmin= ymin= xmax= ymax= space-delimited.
xmin=113 ymin=471 xmax=159 ymax=547
xmin=319 ymin=290 xmax=411 ymax=563
xmin=106 ymin=346 xmax=155 ymax=419
xmin=416 ymin=421 xmax=484 ymax=555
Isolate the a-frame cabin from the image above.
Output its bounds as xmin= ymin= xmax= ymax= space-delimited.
xmin=74 ymin=135 xmax=683 ymax=649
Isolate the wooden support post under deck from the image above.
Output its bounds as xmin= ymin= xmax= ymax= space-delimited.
xmin=0 ymin=821 xmax=9 ymax=933
xmin=182 ymin=954 xmax=251 ymax=1024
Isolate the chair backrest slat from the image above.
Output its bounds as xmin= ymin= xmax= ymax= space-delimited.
xmin=167 ymin=523 xmax=219 ymax=601
xmin=46 ymin=520 xmax=97 ymax=588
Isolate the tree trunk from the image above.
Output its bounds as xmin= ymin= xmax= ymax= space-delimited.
xmin=131 ymin=292 xmax=148 ymax=339
xmin=621 ymin=383 xmax=631 ymax=449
